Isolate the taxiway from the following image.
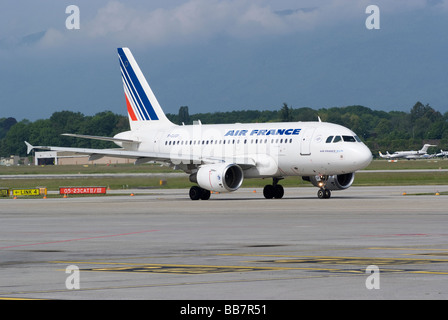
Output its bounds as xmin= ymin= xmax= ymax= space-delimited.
xmin=1 ymin=185 xmax=448 ymax=300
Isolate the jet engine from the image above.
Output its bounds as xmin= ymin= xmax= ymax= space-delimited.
xmin=190 ymin=163 xmax=244 ymax=193
xmin=302 ymin=172 xmax=355 ymax=190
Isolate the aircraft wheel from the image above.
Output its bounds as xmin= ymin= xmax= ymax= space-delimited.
xmin=273 ymin=185 xmax=284 ymax=199
xmin=263 ymin=185 xmax=275 ymax=199
xmin=317 ymin=189 xmax=325 ymax=199
xmin=317 ymin=188 xmax=331 ymax=199
xmin=189 ymin=186 xmax=202 ymax=200
xmin=200 ymin=189 xmax=211 ymax=200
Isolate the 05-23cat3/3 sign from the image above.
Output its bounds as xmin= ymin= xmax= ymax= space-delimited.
xmin=59 ymin=187 xmax=107 ymax=195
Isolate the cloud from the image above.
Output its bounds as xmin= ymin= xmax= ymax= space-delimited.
xmin=8 ymin=0 xmax=448 ymax=50
xmin=84 ymin=0 xmax=293 ymax=45
xmin=82 ymin=0 xmax=370 ymax=46
xmin=83 ymin=0 xmax=448 ymax=45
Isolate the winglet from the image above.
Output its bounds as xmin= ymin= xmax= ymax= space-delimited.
xmin=25 ymin=141 xmax=34 ymax=154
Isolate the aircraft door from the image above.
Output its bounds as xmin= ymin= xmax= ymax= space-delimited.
xmin=153 ymin=132 xmax=163 ymax=153
xmin=300 ymin=127 xmax=316 ymax=156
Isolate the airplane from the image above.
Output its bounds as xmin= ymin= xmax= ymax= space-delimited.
xmin=378 ymin=144 xmax=436 ymax=160
xmin=25 ymin=47 xmax=373 ymax=200
xmin=436 ymin=150 xmax=448 ymax=158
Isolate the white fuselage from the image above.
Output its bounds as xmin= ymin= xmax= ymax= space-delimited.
xmin=115 ymin=121 xmax=373 ymax=178
xmin=388 ymin=151 xmax=427 ymax=159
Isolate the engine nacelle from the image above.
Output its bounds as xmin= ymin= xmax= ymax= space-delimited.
xmin=191 ymin=163 xmax=244 ymax=193
xmin=303 ymin=173 xmax=355 ymax=190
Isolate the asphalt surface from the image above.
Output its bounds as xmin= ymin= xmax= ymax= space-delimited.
xmin=1 ymin=185 xmax=448 ymax=300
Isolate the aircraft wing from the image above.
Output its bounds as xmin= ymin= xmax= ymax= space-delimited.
xmin=26 ymin=141 xmax=198 ymax=163
xmin=24 ymin=141 xmax=256 ymax=168
xmin=61 ymin=133 xmax=139 ymax=144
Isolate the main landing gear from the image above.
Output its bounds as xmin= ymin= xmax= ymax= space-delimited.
xmin=263 ymin=177 xmax=284 ymax=199
xmin=189 ymin=186 xmax=211 ymax=200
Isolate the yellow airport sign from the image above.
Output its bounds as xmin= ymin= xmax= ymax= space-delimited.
xmin=12 ymin=189 xmax=40 ymax=196
xmin=0 ymin=189 xmax=9 ymax=197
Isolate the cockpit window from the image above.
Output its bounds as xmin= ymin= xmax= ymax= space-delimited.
xmin=342 ymin=136 xmax=356 ymax=142
xmin=327 ymin=135 xmax=361 ymax=143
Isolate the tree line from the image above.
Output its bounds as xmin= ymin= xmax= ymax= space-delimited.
xmin=170 ymin=101 xmax=448 ymax=155
xmin=0 ymin=111 xmax=130 ymax=157
xmin=1 ymin=101 xmax=447 ymax=158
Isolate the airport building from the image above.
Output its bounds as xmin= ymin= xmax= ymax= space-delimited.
xmin=0 ymin=155 xmax=30 ymax=166
xmin=34 ymin=151 xmax=132 ymax=165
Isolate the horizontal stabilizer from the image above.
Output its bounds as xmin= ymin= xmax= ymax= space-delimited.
xmin=25 ymin=141 xmax=34 ymax=154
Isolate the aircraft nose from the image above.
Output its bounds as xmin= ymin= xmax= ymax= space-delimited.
xmin=356 ymin=144 xmax=373 ymax=169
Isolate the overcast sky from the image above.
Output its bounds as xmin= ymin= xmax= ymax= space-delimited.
xmin=1 ymin=0 xmax=447 ymax=121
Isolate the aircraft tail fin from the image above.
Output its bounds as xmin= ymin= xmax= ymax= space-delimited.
xmin=379 ymin=151 xmax=390 ymax=159
xmin=117 ymin=47 xmax=174 ymax=130
xmin=420 ymin=144 xmax=436 ymax=153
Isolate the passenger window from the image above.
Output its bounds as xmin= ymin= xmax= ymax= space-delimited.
xmin=333 ymin=136 xmax=342 ymax=143
xmin=326 ymin=136 xmax=334 ymax=143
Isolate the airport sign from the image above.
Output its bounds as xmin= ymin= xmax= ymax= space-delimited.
xmin=59 ymin=187 xmax=107 ymax=195
xmin=12 ymin=188 xmax=40 ymax=196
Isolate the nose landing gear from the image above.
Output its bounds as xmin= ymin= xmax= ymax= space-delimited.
xmin=317 ymin=188 xmax=331 ymax=199
xmin=316 ymin=175 xmax=331 ymax=199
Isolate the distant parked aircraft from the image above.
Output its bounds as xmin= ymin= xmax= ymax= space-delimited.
xmin=379 ymin=144 xmax=436 ymax=160
xmin=435 ymin=150 xmax=448 ymax=158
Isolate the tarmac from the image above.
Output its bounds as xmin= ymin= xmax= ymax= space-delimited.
xmin=1 ymin=185 xmax=448 ymax=300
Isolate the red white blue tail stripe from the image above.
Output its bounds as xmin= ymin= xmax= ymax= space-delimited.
xmin=118 ymin=47 xmax=163 ymax=122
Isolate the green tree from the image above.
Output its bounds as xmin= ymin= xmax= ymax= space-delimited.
xmin=293 ymin=107 xmax=318 ymax=121
xmin=279 ymin=103 xmax=292 ymax=122
xmin=178 ymin=106 xmax=190 ymax=125
xmin=0 ymin=117 xmax=17 ymax=139
xmin=2 ymin=120 xmax=31 ymax=156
